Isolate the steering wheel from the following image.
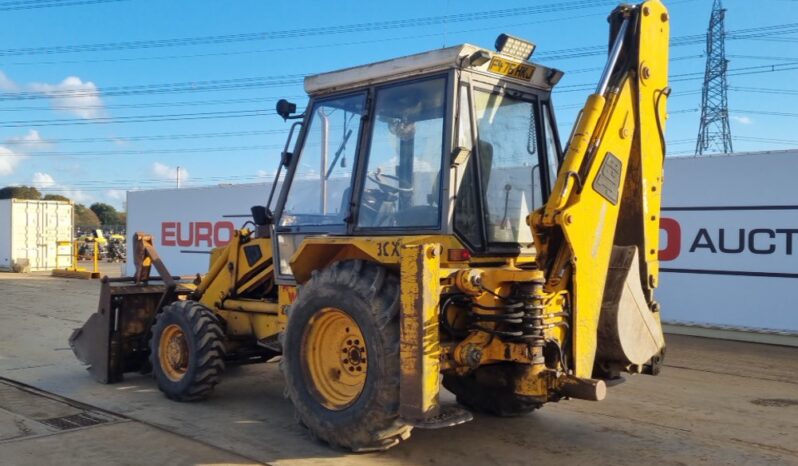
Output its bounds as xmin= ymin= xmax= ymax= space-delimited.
xmin=366 ymin=170 xmax=413 ymax=195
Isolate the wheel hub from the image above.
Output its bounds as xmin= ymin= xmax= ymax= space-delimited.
xmin=303 ymin=307 xmax=367 ymax=410
xmin=159 ymin=324 xmax=189 ymax=382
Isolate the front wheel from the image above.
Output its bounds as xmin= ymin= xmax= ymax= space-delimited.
xmin=281 ymin=261 xmax=411 ymax=452
xmin=150 ymin=300 xmax=225 ymax=401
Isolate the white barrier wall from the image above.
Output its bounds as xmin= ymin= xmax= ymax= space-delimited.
xmin=127 ymin=183 xmax=271 ymax=277
xmin=127 ymin=150 xmax=798 ymax=333
xmin=657 ymin=151 xmax=797 ymax=333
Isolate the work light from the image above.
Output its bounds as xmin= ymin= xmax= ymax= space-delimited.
xmin=494 ymin=33 xmax=536 ymax=60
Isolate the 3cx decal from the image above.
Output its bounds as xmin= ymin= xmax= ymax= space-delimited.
xmin=376 ymin=240 xmax=401 ymax=257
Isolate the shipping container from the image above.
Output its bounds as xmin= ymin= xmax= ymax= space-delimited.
xmin=0 ymin=199 xmax=73 ymax=271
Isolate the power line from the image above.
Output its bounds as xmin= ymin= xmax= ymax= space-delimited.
xmin=554 ymin=61 xmax=798 ymax=94
xmin=0 ymin=108 xmax=277 ymax=127
xmin=0 ymin=0 xmax=128 ymax=11
xmin=6 ymin=144 xmax=280 ymax=158
xmin=728 ymin=86 xmax=798 ymax=95
xmin=0 ymin=75 xmax=307 ymax=102
xmin=0 ymin=95 xmax=306 ymax=113
xmin=1 ymin=129 xmax=284 ymax=145
xmin=0 ymin=11 xmax=607 ymax=67
xmin=0 ymin=1 xmax=617 ymax=57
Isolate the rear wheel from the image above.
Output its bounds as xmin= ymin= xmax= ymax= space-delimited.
xmin=443 ymin=364 xmax=542 ymax=417
xmin=150 ymin=300 xmax=225 ymax=401
xmin=281 ymin=260 xmax=411 ymax=452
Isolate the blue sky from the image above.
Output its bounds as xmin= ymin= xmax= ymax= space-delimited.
xmin=0 ymin=0 xmax=795 ymax=209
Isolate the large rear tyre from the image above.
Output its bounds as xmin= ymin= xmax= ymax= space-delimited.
xmin=443 ymin=364 xmax=542 ymax=417
xmin=281 ymin=261 xmax=411 ymax=452
xmin=150 ymin=300 xmax=225 ymax=401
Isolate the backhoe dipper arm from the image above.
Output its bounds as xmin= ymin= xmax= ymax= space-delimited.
xmin=530 ymin=0 xmax=669 ymax=379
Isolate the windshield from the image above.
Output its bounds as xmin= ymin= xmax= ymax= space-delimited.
xmin=280 ymin=93 xmax=365 ymax=227
xmin=473 ymin=89 xmax=541 ymax=245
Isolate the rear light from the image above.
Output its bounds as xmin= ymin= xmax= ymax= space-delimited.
xmin=447 ymin=248 xmax=471 ymax=262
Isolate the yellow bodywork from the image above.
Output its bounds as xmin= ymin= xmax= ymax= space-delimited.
xmin=149 ymin=0 xmax=669 ymax=425
xmin=196 ymin=229 xmax=280 ymax=340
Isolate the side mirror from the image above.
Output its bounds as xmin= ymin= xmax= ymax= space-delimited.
xmin=281 ymin=151 xmax=293 ymax=168
xmin=251 ymin=205 xmax=271 ymax=226
xmin=276 ymin=99 xmax=297 ymax=120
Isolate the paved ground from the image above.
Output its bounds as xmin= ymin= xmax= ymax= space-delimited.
xmin=1 ymin=272 xmax=797 ymax=465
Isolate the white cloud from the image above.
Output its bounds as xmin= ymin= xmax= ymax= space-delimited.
xmin=25 ymin=171 xmax=93 ymax=204
xmin=60 ymin=188 xmax=91 ymax=203
xmin=0 ymin=130 xmax=49 ymax=176
xmin=0 ymin=70 xmax=17 ymax=92
xmin=106 ymin=189 xmax=126 ymax=201
xmin=7 ymin=129 xmax=48 ymax=150
xmin=152 ymin=162 xmax=189 ymax=184
xmin=31 ymin=172 xmax=55 ymax=188
xmin=0 ymin=146 xmax=22 ymax=176
xmin=731 ymin=115 xmax=753 ymax=125
xmin=29 ymin=76 xmax=104 ymax=119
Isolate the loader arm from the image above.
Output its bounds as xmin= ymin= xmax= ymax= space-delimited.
xmin=530 ymin=0 xmax=669 ymax=379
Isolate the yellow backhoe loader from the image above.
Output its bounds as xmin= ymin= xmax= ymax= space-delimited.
xmin=70 ymin=0 xmax=670 ymax=451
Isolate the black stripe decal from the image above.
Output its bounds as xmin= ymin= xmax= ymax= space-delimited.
xmin=662 ymin=205 xmax=798 ymax=212
xmin=661 ymin=267 xmax=798 ymax=279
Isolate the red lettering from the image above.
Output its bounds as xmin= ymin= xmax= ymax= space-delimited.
xmin=659 ymin=217 xmax=681 ymax=261
xmin=195 ymin=222 xmax=213 ymax=247
xmin=176 ymin=222 xmax=194 ymax=247
xmin=161 ymin=222 xmax=176 ymax=246
xmin=161 ymin=221 xmax=237 ymax=248
xmin=213 ymin=221 xmax=234 ymax=247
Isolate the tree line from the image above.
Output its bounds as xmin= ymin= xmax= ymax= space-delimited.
xmin=0 ymin=185 xmax=126 ymax=227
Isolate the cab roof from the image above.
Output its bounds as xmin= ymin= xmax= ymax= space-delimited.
xmin=304 ymin=44 xmax=562 ymax=96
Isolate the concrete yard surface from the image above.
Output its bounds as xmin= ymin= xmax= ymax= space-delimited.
xmin=1 ymin=273 xmax=797 ymax=465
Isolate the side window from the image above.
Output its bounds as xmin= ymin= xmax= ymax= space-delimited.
xmin=357 ymin=77 xmax=447 ymax=229
xmin=473 ymin=89 xmax=540 ymax=244
xmin=279 ymin=93 xmax=365 ymax=227
xmin=453 ymin=84 xmax=483 ymax=248
xmin=543 ymin=103 xmax=561 ymax=195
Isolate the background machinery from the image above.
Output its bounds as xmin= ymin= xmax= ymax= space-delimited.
xmin=71 ymin=0 xmax=670 ymax=452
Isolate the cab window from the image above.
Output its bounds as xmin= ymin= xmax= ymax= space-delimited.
xmin=473 ymin=89 xmax=541 ymax=245
xmin=542 ymin=103 xmax=561 ymax=194
xmin=357 ymin=77 xmax=447 ymax=229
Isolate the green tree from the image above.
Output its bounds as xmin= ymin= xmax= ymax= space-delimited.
xmin=43 ymin=194 xmax=70 ymax=202
xmin=74 ymin=204 xmax=101 ymax=227
xmin=0 ymin=186 xmax=42 ymax=200
xmin=89 ymin=202 xmax=121 ymax=226
xmin=117 ymin=211 xmax=127 ymax=226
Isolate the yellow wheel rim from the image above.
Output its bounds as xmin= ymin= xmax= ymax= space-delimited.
xmin=302 ymin=307 xmax=367 ymax=410
xmin=159 ymin=324 xmax=189 ymax=382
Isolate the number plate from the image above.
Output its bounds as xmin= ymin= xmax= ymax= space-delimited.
xmin=487 ymin=57 xmax=536 ymax=81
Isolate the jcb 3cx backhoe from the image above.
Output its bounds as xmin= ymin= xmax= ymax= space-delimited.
xmin=71 ymin=0 xmax=670 ymax=452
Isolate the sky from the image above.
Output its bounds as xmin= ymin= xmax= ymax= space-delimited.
xmin=0 ymin=0 xmax=795 ymax=210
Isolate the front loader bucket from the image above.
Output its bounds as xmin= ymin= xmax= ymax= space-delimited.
xmin=70 ymin=232 xmax=186 ymax=383
xmin=69 ymin=277 xmax=171 ymax=383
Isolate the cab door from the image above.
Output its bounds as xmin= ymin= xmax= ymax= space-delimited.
xmin=273 ymin=92 xmax=367 ymax=280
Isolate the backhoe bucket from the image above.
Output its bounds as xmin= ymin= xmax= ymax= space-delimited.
xmin=69 ymin=232 xmax=183 ymax=383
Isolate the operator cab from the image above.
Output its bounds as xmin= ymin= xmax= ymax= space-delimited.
xmin=272 ymin=35 xmax=564 ymax=278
